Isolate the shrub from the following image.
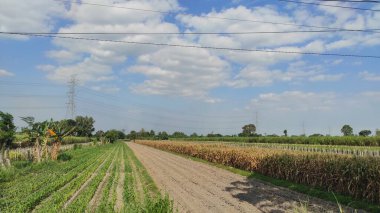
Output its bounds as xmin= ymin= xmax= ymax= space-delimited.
xmin=57 ymin=153 xmax=72 ymax=161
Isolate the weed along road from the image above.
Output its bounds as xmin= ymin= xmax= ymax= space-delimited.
xmin=128 ymin=142 xmax=349 ymax=213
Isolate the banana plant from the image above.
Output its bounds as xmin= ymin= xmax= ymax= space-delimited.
xmin=49 ymin=122 xmax=76 ymax=160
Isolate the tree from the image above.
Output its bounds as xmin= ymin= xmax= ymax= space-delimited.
xmin=59 ymin=119 xmax=77 ymax=133
xmin=95 ymin=130 xmax=105 ymax=144
xmin=157 ymin=131 xmax=169 ymax=140
xmin=283 ymin=130 xmax=288 ymax=137
xmin=190 ymin=132 xmax=198 ymax=137
xmin=129 ymin=130 xmax=137 ymax=142
xmin=376 ymin=129 xmax=380 ymax=137
xmin=241 ymin=124 xmax=256 ymax=136
xmin=341 ymin=125 xmax=353 ymax=136
xmin=74 ymin=116 xmax=95 ymax=137
xmin=359 ymin=130 xmax=371 ymax=137
xmin=105 ymin=130 xmax=120 ymax=143
xmin=171 ymin=131 xmax=187 ymax=138
xmin=309 ymin=133 xmax=324 ymax=137
xmin=0 ymin=111 xmax=16 ymax=167
xmin=149 ymin=130 xmax=155 ymax=137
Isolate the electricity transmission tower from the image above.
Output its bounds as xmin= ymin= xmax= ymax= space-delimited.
xmin=66 ymin=76 xmax=77 ymax=119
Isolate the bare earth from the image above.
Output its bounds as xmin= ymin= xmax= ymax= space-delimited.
xmin=128 ymin=143 xmax=356 ymax=213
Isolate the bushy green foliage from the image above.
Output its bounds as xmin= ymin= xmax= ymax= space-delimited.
xmin=57 ymin=153 xmax=72 ymax=161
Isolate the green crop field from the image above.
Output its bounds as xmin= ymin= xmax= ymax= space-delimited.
xmin=0 ymin=142 xmax=173 ymax=213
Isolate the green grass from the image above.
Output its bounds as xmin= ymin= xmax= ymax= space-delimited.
xmin=157 ymin=146 xmax=380 ymax=213
xmin=0 ymin=142 xmax=173 ymax=213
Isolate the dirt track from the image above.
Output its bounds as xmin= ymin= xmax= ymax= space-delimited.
xmin=128 ymin=142 xmax=353 ymax=213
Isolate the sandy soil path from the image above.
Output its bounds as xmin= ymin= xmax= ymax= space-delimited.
xmin=128 ymin=143 xmax=352 ymax=213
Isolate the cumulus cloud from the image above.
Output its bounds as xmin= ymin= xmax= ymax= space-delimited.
xmin=42 ymin=58 xmax=115 ymax=84
xmin=91 ymin=85 xmax=120 ymax=93
xmin=127 ymin=44 xmax=229 ymax=102
xmin=41 ymin=0 xmax=182 ymax=86
xmin=229 ymin=61 xmax=343 ymax=87
xmin=359 ymin=71 xmax=380 ymax=81
xmin=250 ymin=91 xmax=336 ymax=112
xmin=0 ymin=0 xmax=66 ymax=39
xmin=0 ymin=69 xmax=14 ymax=77
xmin=6 ymin=0 xmax=377 ymax=102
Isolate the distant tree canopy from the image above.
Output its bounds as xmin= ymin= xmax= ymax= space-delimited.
xmin=190 ymin=132 xmax=198 ymax=137
xmin=74 ymin=116 xmax=95 ymax=137
xmin=341 ymin=125 xmax=353 ymax=136
xmin=0 ymin=111 xmax=16 ymax=149
xmin=156 ymin=131 xmax=169 ymax=140
xmin=104 ymin=129 xmax=126 ymax=142
xmin=376 ymin=129 xmax=380 ymax=137
xmin=171 ymin=131 xmax=187 ymax=138
xmin=207 ymin=133 xmax=222 ymax=137
xmin=239 ymin=124 xmax=256 ymax=137
xmin=359 ymin=130 xmax=371 ymax=137
xmin=309 ymin=133 xmax=324 ymax=137
xmin=283 ymin=130 xmax=288 ymax=137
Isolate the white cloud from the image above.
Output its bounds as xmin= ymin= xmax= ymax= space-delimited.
xmin=250 ymin=91 xmax=336 ymax=112
xmin=359 ymin=71 xmax=380 ymax=81
xmin=46 ymin=50 xmax=81 ymax=63
xmin=0 ymin=0 xmax=66 ymax=40
xmin=0 ymin=69 xmax=14 ymax=77
xmin=309 ymin=74 xmax=344 ymax=82
xmin=127 ymin=44 xmax=229 ymax=102
xmin=43 ymin=58 xmax=115 ymax=84
xmin=229 ymin=61 xmax=342 ymax=87
xmin=43 ymin=0 xmax=181 ymax=87
xmin=91 ymin=85 xmax=120 ymax=93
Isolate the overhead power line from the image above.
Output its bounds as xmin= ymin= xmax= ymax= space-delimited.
xmin=2 ymin=32 xmax=380 ymax=59
xmin=319 ymin=0 xmax=380 ymax=3
xmin=55 ymin=0 xmax=380 ymax=32
xmin=2 ymin=29 xmax=380 ymax=35
xmin=278 ymin=0 xmax=380 ymax=11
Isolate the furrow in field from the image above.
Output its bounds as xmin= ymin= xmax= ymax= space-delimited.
xmin=31 ymin=148 xmax=112 ymax=212
xmin=0 ymin=148 xmax=96 ymax=200
xmin=88 ymin=148 xmax=119 ymax=212
xmin=128 ymin=153 xmax=145 ymax=205
xmin=114 ymin=145 xmax=125 ymax=212
xmin=2 ymin=147 xmax=111 ymax=213
xmin=63 ymin=147 xmax=116 ymax=209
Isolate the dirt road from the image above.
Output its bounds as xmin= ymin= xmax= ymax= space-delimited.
xmin=128 ymin=142 xmax=352 ymax=213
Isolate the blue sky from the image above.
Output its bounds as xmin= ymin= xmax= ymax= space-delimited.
xmin=1 ymin=0 xmax=380 ymax=136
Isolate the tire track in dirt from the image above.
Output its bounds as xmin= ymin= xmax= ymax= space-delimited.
xmin=128 ymin=143 xmax=350 ymax=213
xmin=63 ymin=148 xmax=116 ymax=209
xmin=88 ymin=149 xmax=119 ymax=211
xmin=115 ymin=146 xmax=125 ymax=212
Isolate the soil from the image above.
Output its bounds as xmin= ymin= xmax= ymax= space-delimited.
xmin=128 ymin=143 xmax=358 ymax=213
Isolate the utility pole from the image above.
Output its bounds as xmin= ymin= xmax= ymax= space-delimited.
xmin=66 ymin=75 xmax=77 ymax=119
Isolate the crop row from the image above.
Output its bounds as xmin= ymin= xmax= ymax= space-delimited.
xmin=33 ymin=147 xmax=115 ymax=212
xmin=138 ymin=140 xmax=380 ymax=204
xmin=1 ymin=142 xmax=173 ymax=212
xmin=0 ymin=145 xmax=114 ymax=212
xmin=190 ymin=141 xmax=380 ymax=157
xmin=173 ymin=136 xmax=380 ymax=146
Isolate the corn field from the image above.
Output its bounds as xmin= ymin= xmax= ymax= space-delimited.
xmin=137 ymin=140 xmax=380 ymax=204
